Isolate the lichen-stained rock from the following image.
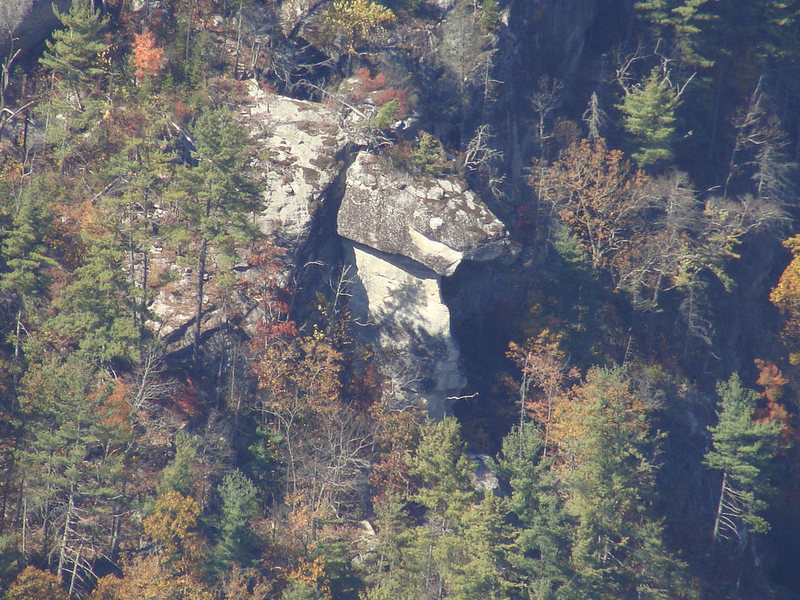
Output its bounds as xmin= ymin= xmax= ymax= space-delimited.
xmin=337 ymin=152 xmax=507 ymax=276
xmin=147 ymin=82 xmax=351 ymax=349
xmin=245 ymin=81 xmax=351 ymax=243
xmin=339 ymin=152 xmax=508 ymax=415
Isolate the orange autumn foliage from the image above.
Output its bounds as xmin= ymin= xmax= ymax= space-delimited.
xmin=93 ymin=555 xmax=212 ymax=600
xmin=543 ymin=138 xmax=651 ymax=272
xmin=174 ymin=379 xmax=201 ymax=418
xmin=507 ymin=329 xmax=578 ymax=452
xmin=754 ymin=359 xmax=797 ymax=447
xmin=98 ymin=378 xmax=133 ymax=436
xmin=254 ymin=334 xmax=342 ymax=424
xmin=132 ymin=30 xmax=164 ymax=80
xmin=755 ymin=358 xmax=788 ymax=403
xmin=368 ymin=403 xmax=421 ymax=498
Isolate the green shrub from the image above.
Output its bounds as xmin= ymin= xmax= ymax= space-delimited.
xmin=412 ymin=131 xmax=443 ymax=174
xmin=371 ymin=99 xmax=399 ymax=130
xmin=481 ymin=0 xmax=500 ymax=29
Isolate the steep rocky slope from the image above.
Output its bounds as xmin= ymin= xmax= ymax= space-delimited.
xmin=148 ymin=81 xmax=508 ymax=415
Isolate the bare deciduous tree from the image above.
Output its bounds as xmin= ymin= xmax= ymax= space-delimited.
xmin=582 ymin=91 xmax=607 ymax=140
xmin=530 ymin=75 xmax=563 ymax=159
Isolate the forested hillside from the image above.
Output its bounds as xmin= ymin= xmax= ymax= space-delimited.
xmin=1 ymin=0 xmax=800 ymax=598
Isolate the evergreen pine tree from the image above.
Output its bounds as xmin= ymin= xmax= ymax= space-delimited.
xmin=618 ymin=68 xmax=679 ymax=168
xmin=408 ymin=418 xmax=477 ymax=528
xmin=362 ymin=492 xmax=417 ymax=600
xmin=18 ymin=357 xmax=130 ymax=593
xmin=167 ymin=108 xmax=260 ymax=366
xmin=47 ymin=233 xmax=139 ymax=365
xmin=0 ymin=185 xmax=55 ymax=304
xmin=39 ymin=1 xmax=108 ymax=96
xmin=635 ymin=0 xmax=716 ymax=68
xmin=281 ymin=580 xmax=331 ymax=600
xmin=704 ymin=374 xmax=781 ymax=546
xmin=481 ymin=0 xmax=500 ymax=29
xmin=103 ymin=98 xmax=175 ymax=334
xmin=499 ymin=423 xmax=573 ymax=600
xmin=210 ymin=471 xmax=259 ymax=574
xmin=411 ymin=131 xmax=443 ymax=175
xmin=442 ymin=496 xmax=519 ymax=600
xmin=553 ymin=367 xmax=695 ymax=600
xmin=38 ymin=0 xmax=109 ymax=172
xmin=386 ymin=418 xmax=520 ymax=599
xmin=157 ymin=431 xmax=199 ymax=498
xmin=0 ymin=183 xmax=56 ymax=372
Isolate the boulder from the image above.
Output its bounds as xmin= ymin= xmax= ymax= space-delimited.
xmin=469 ymin=453 xmax=502 ymax=495
xmin=338 ymin=152 xmax=507 ymax=276
xmin=246 ymin=80 xmax=351 ymax=243
xmin=144 ymin=81 xmax=510 ymax=418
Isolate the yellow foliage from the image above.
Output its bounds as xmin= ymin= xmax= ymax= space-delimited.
xmin=288 ymin=555 xmax=331 ymax=594
xmin=143 ymin=491 xmax=205 ymax=569
xmin=5 ymin=567 xmax=68 ymax=600
xmin=87 ymin=575 xmax=120 ymax=600
xmin=321 ymin=0 xmax=397 ymax=53
xmin=770 ymin=235 xmax=800 ymax=358
xmin=109 ymin=555 xmax=213 ymax=600
xmin=255 ymin=334 xmax=343 ymax=426
xmin=218 ymin=564 xmax=275 ymax=600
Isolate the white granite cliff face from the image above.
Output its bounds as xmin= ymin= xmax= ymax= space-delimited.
xmin=343 ymin=242 xmax=466 ymax=418
xmin=148 ymin=82 xmax=352 ymax=344
xmin=146 ymin=82 xmax=508 ymax=416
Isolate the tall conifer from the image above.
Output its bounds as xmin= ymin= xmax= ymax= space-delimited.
xmin=167 ymin=108 xmax=260 ymax=366
xmin=704 ymin=374 xmax=781 ymax=546
xmin=618 ymin=68 xmax=679 ymax=168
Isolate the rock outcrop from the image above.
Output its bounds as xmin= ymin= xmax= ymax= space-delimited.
xmin=0 ymin=0 xmax=71 ymax=56
xmin=147 ymin=82 xmax=352 ymax=344
xmin=246 ymin=81 xmax=350 ymax=243
xmin=145 ymin=81 xmax=508 ymax=417
xmin=343 ymin=242 xmax=466 ymax=417
xmin=339 ymin=153 xmax=507 ymax=415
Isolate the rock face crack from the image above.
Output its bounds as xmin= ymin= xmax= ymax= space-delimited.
xmin=148 ymin=83 xmax=354 ymax=350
